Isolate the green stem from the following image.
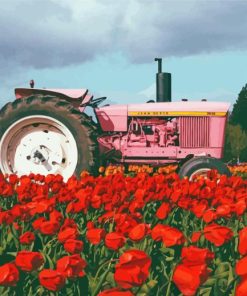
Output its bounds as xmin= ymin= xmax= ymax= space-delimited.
xmin=91 ymin=258 xmax=114 ymax=296
xmin=42 ymin=237 xmax=57 ymax=253
xmin=165 ymin=264 xmax=176 ymax=296
xmin=142 ymin=237 xmax=148 ymax=252
xmin=93 ymin=257 xmax=118 ymax=283
xmin=232 ymin=278 xmax=238 ymax=296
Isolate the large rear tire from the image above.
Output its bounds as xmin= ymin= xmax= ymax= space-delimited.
xmin=178 ymin=156 xmax=231 ymax=180
xmin=0 ymin=95 xmax=99 ymax=180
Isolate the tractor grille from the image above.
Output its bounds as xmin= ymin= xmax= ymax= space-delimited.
xmin=179 ymin=117 xmax=210 ymax=148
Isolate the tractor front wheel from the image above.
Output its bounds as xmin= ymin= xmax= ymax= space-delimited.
xmin=0 ymin=95 xmax=99 ymax=180
xmin=178 ymin=156 xmax=231 ymax=180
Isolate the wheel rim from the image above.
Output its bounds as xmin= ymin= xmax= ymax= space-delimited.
xmin=0 ymin=115 xmax=78 ymax=181
xmin=189 ymin=168 xmax=211 ymax=181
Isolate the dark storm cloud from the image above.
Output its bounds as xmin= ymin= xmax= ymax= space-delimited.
xmin=119 ymin=0 xmax=247 ymax=62
xmin=0 ymin=0 xmax=247 ymax=75
xmin=0 ymin=0 xmax=97 ymax=69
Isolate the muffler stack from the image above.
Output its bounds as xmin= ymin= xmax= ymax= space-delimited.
xmin=155 ymin=58 xmax=172 ymax=102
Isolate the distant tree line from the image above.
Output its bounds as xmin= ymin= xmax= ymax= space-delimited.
xmin=224 ymin=84 xmax=247 ymax=163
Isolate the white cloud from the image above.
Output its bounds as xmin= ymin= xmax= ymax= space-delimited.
xmin=139 ymin=83 xmax=156 ymax=99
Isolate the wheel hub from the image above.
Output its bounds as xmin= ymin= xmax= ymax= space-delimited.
xmin=30 ymin=146 xmax=49 ymax=164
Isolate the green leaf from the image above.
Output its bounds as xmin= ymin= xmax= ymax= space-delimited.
xmin=0 ymin=247 xmax=5 ymax=255
xmin=6 ymin=231 xmax=13 ymax=243
xmin=0 ymin=287 xmax=9 ymax=296
xmin=227 ymin=263 xmax=234 ymax=286
xmin=198 ymin=287 xmax=212 ymax=296
xmin=78 ymin=276 xmax=89 ymax=295
xmin=159 ymin=247 xmax=175 ymax=256
xmin=6 ymin=252 xmax=17 ymax=257
xmin=138 ymin=280 xmax=158 ymax=294
xmin=41 ymin=251 xmax=54 ymax=269
xmin=35 ymin=285 xmax=45 ymax=295
xmin=65 ymin=287 xmax=75 ymax=296
xmin=217 ymin=278 xmax=228 ymax=290
xmin=213 ymin=271 xmax=229 ymax=280
xmin=91 ymin=261 xmax=112 ymax=296
xmin=215 ymin=262 xmax=230 ymax=274
xmin=147 ymin=280 xmax=158 ymax=289
xmin=203 ymin=277 xmax=216 ymax=287
xmin=105 ymin=272 xmax=115 ymax=286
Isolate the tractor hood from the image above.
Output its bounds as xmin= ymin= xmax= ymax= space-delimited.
xmin=127 ymin=101 xmax=231 ymax=116
xmin=96 ymin=101 xmax=231 ymax=132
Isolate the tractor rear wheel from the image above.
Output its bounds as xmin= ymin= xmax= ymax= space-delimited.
xmin=0 ymin=95 xmax=99 ymax=180
xmin=178 ymin=156 xmax=231 ymax=180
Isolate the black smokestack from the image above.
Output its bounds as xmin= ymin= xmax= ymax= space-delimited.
xmin=155 ymin=58 xmax=171 ymax=102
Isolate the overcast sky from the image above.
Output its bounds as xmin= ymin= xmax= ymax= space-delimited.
xmin=0 ymin=0 xmax=247 ymax=108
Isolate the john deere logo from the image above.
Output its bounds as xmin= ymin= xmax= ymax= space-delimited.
xmin=128 ymin=111 xmax=226 ymax=116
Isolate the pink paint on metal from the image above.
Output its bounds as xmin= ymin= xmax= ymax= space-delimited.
xmin=95 ymin=105 xmax=128 ymax=131
xmin=119 ymin=146 xmax=222 ymax=159
xmin=179 ymin=117 xmax=210 ymax=147
xmin=15 ymin=88 xmax=88 ymax=100
xmin=209 ymin=117 xmax=227 ymax=148
xmin=96 ymin=101 xmax=230 ymax=132
xmin=128 ymin=101 xmax=230 ymax=113
xmin=97 ymin=100 xmax=230 ymax=164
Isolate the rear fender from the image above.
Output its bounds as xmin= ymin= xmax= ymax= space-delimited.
xmin=14 ymin=88 xmax=93 ymax=112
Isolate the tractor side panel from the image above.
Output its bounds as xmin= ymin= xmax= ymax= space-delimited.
xmin=95 ymin=105 xmax=128 ymax=132
xmin=179 ymin=116 xmax=227 ymax=159
xmin=179 ymin=117 xmax=210 ymax=148
xmin=210 ymin=117 xmax=227 ymax=148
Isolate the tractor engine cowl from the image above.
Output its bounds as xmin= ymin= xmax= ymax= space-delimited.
xmin=98 ymin=117 xmax=179 ymax=157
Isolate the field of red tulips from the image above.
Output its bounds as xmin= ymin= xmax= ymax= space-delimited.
xmin=0 ymin=169 xmax=247 ymax=295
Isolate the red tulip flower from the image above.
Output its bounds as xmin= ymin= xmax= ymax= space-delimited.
xmin=239 ymin=227 xmax=247 ymax=256
xmin=86 ymin=228 xmax=106 ymax=245
xmin=156 ymin=202 xmax=171 ymax=220
xmin=32 ymin=217 xmax=47 ymax=231
xmin=114 ymin=249 xmax=151 ymax=289
xmin=236 ymin=277 xmax=247 ymax=296
xmin=128 ymin=223 xmax=150 ymax=242
xmin=39 ymin=269 xmax=65 ymax=291
xmin=98 ymin=288 xmax=134 ymax=296
xmin=151 ymin=224 xmax=185 ymax=247
xmin=56 ymin=254 xmax=87 ymax=278
xmin=16 ymin=251 xmax=44 ymax=272
xmin=105 ymin=232 xmax=126 ymax=250
xmin=19 ymin=231 xmax=35 ymax=245
xmin=0 ymin=263 xmax=19 ymax=286
xmin=39 ymin=220 xmax=60 ymax=235
xmin=236 ymin=256 xmax=247 ymax=276
xmin=204 ymin=223 xmax=233 ymax=247
xmin=58 ymin=227 xmax=78 ymax=243
xmin=173 ymin=263 xmax=210 ymax=296
xmin=181 ymin=246 xmax=214 ymax=266
xmin=64 ymin=239 xmax=84 ymax=254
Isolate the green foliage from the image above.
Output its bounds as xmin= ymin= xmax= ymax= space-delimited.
xmin=230 ymin=83 xmax=247 ymax=130
xmin=223 ymin=123 xmax=233 ymax=162
xmin=224 ymin=83 xmax=247 ymax=162
xmin=225 ymin=124 xmax=247 ymax=163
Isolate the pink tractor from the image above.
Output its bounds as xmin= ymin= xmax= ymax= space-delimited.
xmin=0 ymin=58 xmax=231 ymax=180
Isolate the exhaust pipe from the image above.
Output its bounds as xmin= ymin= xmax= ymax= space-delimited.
xmin=154 ymin=58 xmax=171 ymax=102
